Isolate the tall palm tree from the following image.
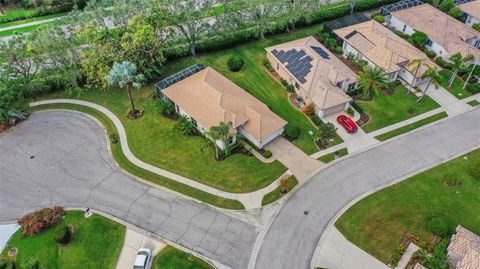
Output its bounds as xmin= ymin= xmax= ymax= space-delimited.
xmin=408 ymin=58 xmax=429 ymax=93
xmin=447 ymin=53 xmax=475 ymax=87
xmin=417 ymin=67 xmax=442 ymax=102
xmin=106 ymin=61 xmax=145 ymax=117
xmin=205 ymin=122 xmax=233 ymax=158
xmin=204 ymin=129 xmax=221 ymax=159
xmin=357 ymin=66 xmax=388 ymax=99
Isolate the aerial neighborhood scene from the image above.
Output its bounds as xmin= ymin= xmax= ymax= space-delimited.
xmin=1 ymin=0 xmax=480 ymax=268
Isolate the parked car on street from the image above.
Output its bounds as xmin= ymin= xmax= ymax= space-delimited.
xmin=337 ymin=115 xmax=358 ymax=133
xmin=133 ymin=248 xmax=152 ymax=269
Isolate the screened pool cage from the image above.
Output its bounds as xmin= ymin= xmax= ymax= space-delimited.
xmin=155 ymin=63 xmax=206 ymax=97
xmin=380 ymin=0 xmax=424 ymax=16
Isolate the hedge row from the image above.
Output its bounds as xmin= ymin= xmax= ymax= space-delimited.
xmin=0 ymin=1 xmax=87 ymax=24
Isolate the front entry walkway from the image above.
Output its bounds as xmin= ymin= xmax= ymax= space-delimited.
xmin=265 ymin=137 xmax=323 ymax=181
xmin=427 ymin=87 xmax=470 ymax=116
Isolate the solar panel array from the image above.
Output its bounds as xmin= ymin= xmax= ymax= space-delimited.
xmin=310 ymin=46 xmax=331 ymax=59
xmin=271 ymin=49 xmax=313 ymax=84
xmin=380 ymin=0 xmax=424 ymax=16
xmin=455 ymin=0 xmax=472 ymax=4
xmin=155 ymin=64 xmax=206 ymax=94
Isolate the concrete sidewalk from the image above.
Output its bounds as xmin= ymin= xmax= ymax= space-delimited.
xmin=427 ymin=87 xmax=470 ymax=116
xmin=0 ymin=224 xmax=19 ymax=253
xmin=115 ymin=228 xmax=166 ymax=269
xmin=0 ymin=17 xmax=63 ymax=33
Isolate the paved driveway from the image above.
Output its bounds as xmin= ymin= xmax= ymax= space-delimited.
xmin=0 ymin=111 xmax=256 ymax=269
xmin=254 ymin=108 xmax=480 ymax=269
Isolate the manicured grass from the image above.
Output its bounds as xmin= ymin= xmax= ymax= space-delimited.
xmin=356 ymin=87 xmax=440 ymax=133
xmin=1 ymin=211 xmax=125 ymax=269
xmin=0 ymin=12 xmax=66 ymax=28
xmin=165 ymin=26 xmax=329 ymax=154
xmin=153 ymin=246 xmax=213 ymax=269
xmin=467 ymin=100 xmax=480 ymax=107
xmin=317 ymin=148 xmax=348 ymax=163
xmin=438 ymin=70 xmax=472 ymax=99
xmin=0 ymin=21 xmax=58 ymax=37
xmin=261 ymin=175 xmax=298 ymax=206
xmin=374 ymin=112 xmax=448 ymax=141
xmin=30 ymin=104 xmax=244 ymax=209
xmin=335 ymin=148 xmax=480 ymax=263
xmin=0 ymin=8 xmax=40 ymax=22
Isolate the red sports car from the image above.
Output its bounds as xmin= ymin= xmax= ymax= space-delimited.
xmin=337 ymin=115 xmax=358 ymax=133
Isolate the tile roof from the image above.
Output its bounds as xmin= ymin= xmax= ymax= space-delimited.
xmin=459 ymin=1 xmax=480 ymax=20
xmin=161 ymin=67 xmax=287 ymax=141
xmin=391 ymin=4 xmax=480 ymax=60
xmin=413 ymin=263 xmax=427 ymax=269
xmin=448 ymin=225 xmax=480 ymax=269
xmin=265 ymin=36 xmax=354 ymax=110
xmin=334 ymin=20 xmax=437 ymax=75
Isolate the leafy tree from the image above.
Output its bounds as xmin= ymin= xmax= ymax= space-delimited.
xmin=357 ymin=66 xmax=388 ymax=98
xmin=162 ymin=0 xmax=214 ymax=56
xmin=448 ymin=6 xmax=463 ymax=20
xmin=106 ymin=61 xmax=145 ymax=118
xmin=206 ymin=121 xmax=234 ymax=158
xmin=438 ymin=0 xmax=454 ymax=12
xmin=418 ymin=67 xmax=442 ymax=102
xmin=241 ymin=1 xmax=277 ymax=40
xmin=284 ymin=0 xmax=316 ymax=31
xmin=410 ymin=31 xmax=428 ymax=48
xmin=318 ymin=122 xmax=337 ymax=145
xmin=447 ymin=53 xmax=475 ymax=87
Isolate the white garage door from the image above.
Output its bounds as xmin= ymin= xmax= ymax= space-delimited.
xmin=322 ymin=103 xmax=346 ymax=117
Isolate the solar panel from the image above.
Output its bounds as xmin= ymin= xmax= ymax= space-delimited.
xmin=155 ymin=64 xmax=206 ymax=95
xmin=272 ymin=47 xmax=314 ymax=84
xmin=310 ymin=46 xmax=330 ymax=59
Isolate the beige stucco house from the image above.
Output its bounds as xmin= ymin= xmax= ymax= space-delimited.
xmin=460 ymin=1 xmax=480 ymax=27
xmin=156 ymin=64 xmax=287 ymax=149
xmin=447 ymin=225 xmax=480 ymax=269
xmin=265 ymin=36 xmax=355 ymax=118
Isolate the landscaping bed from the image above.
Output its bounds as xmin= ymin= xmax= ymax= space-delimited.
xmin=438 ymin=70 xmax=472 ymax=99
xmin=317 ymin=148 xmax=348 ymax=163
xmin=335 ymin=148 xmax=480 ymax=263
xmin=261 ymin=175 xmax=298 ymax=206
xmin=467 ymin=100 xmax=480 ymax=107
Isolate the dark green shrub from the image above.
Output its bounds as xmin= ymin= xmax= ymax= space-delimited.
xmin=262 ymin=150 xmax=272 ymax=158
xmin=54 ymin=224 xmax=72 ymax=244
xmin=109 ymin=132 xmax=119 ymax=144
xmin=310 ymin=114 xmax=322 ymax=126
xmin=318 ymin=32 xmax=330 ymax=41
xmin=155 ymin=98 xmax=175 ymax=115
xmin=394 ymin=30 xmax=408 ymax=39
xmin=439 ymin=0 xmax=455 ymax=12
xmin=0 ymin=259 xmax=15 ymax=269
xmin=286 ymin=84 xmax=294 ymax=93
xmin=335 ymin=46 xmax=343 ymax=54
xmin=449 ymin=7 xmax=463 ymax=20
xmin=410 ymin=32 xmax=428 ymax=48
xmin=424 ymin=49 xmax=436 ymax=59
xmin=227 ymin=56 xmax=244 ymax=72
xmin=466 ymin=83 xmax=480 ymax=94
xmin=24 ymin=258 xmax=40 ymax=269
xmin=470 ymin=160 xmax=480 ymax=179
xmin=284 ymin=124 xmax=301 ymax=140
xmin=347 ymin=107 xmax=355 ymax=116
xmin=325 ymin=38 xmax=338 ymax=49
xmin=373 ymin=15 xmax=385 ymax=23
xmin=428 ymin=217 xmax=451 ymax=237
xmin=264 ymin=59 xmax=273 ymax=72
xmin=173 ymin=115 xmax=197 ymax=136
xmin=281 ymin=79 xmax=288 ymax=87
xmin=435 ymin=57 xmax=452 ymax=70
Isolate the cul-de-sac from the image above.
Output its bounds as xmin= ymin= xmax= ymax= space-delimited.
xmin=1 ymin=0 xmax=480 ymax=268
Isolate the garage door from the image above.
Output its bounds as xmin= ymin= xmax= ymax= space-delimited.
xmin=322 ymin=103 xmax=346 ymax=117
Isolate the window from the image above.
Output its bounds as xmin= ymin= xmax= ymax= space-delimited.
xmin=191 ymin=118 xmax=197 ymax=127
xmin=347 ymin=83 xmax=356 ymax=92
xmin=402 ymin=24 xmax=406 ymax=32
xmin=475 ymin=40 xmax=480 ymax=48
xmin=175 ymin=104 xmax=179 ymax=113
xmin=426 ymin=39 xmax=433 ymax=47
xmin=276 ymin=63 xmax=279 ymax=70
xmin=295 ymin=82 xmax=300 ymax=89
xmin=228 ymin=136 xmax=235 ymax=145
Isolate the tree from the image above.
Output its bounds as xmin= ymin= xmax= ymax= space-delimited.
xmin=163 ymin=0 xmax=214 ymax=56
xmin=410 ymin=31 xmax=428 ymax=48
xmin=418 ymin=67 xmax=442 ymax=102
xmin=318 ymin=122 xmax=337 ymax=145
xmin=284 ymin=0 xmax=315 ymax=31
xmin=173 ymin=115 xmax=197 ymax=136
xmin=241 ymin=1 xmax=277 ymax=40
xmin=438 ymin=0 xmax=454 ymax=12
xmin=206 ymin=121 xmax=234 ymax=158
xmin=357 ymin=66 xmax=388 ymax=98
xmin=106 ymin=61 xmax=145 ymax=119
xmin=447 ymin=53 xmax=475 ymax=87
xmin=448 ymin=6 xmax=463 ymax=20
xmin=408 ymin=58 xmax=429 ymax=92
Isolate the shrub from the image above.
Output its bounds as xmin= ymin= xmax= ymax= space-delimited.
xmin=394 ymin=30 xmax=408 ymax=39
xmin=173 ymin=115 xmax=197 ymax=136
xmin=24 ymin=258 xmax=40 ymax=269
xmin=346 ymin=52 xmax=356 ymax=61
xmin=227 ymin=56 xmax=244 ymax=72
xmin=109 ymin=132 xmax=119 ymax=144
xmin=410 ymin=31 xmax=428 ymax=48
xmin=302 ymin=102 xmax=315 ymax=115
xmin=18 ymin=207 xmax=64 ymax=236
xmin=286 ymin=84 xmax=295 ymax=93
xmin=438 ymin=0 xmax=455 ymax=12
xmin=318 ymin=32 xmax=330 ymax=41
xmin=389 ymin=244 xmax=406 ymax=267
xmin=347 ymin=107 xmax=355 ymax=116
xmin=310 ymin=114 xmax=322 ymax=126
xmin=435 ymin=57 xmax=452 ymax=70
xmin=428 ymin=217 xmax=451 ymax=237
xmin=284 ymin=124 xmax=301 ymax=140
xmin=356 ymin=59 xmax=368 ymax=68
xmin=466 ymin=83 xmax=480 ymax=94
xmin=318 ymin=122 xmax=337 ymax=145
xmin=470 ymin=160 xmax=480 ymax=179
xmin=335 ymin=46 xmax=343 ymax=54
xmin=325 ymin=38 xmax=338 ymax=49
xmin=155 ymin=98 xmax=175 ymax=115
xmin=473 ymin=23 xmax=480 ymax=32
xmin=264 ymin=59 xmax=273 ymax=72
xmin=262 ymin=150 xmax=272 ymax=158
xmin=424 ymin=49 xmax=436 ymax=59
xmin=54 ymin=224 xmax=72 ymax=244
xmin=0 ymin=259 xmax=15 ymax=269
xmin=281 ymin=79 xmax=288 ymax=87
xmin=373 ymin=15 xmax=385 ymax=23
xmin=449 ymin=7 xmax=463 ymax=20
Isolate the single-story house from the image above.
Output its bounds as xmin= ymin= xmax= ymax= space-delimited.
xmin=156 ymin=64 xmax=287 ymax=149
xmin=459 ymin=1 xmax=480 ymax=27
xmin=447 ymin=225 xmax=480 ymax=269
xmin=333 ymin=20 xmax=437 ymax=90
xmin=387 ymin=3 xmax=480 ymax=60
xmin=265 ymin=36 xmax=355 ymax=118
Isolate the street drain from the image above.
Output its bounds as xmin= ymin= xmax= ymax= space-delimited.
xmin=304 ymin=211 xmax=309 ymax=215
xmin=30 ymin=156 xmax=35 ymax=159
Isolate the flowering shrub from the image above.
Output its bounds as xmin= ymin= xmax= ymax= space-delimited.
xmin=18 ymin=207 xmax=64 ymax=236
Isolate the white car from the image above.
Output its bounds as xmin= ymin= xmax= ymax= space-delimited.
xmin=133 ymin=248 xmax=152 ymax=269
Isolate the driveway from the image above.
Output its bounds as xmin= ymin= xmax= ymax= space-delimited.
xmin=116 ymin=228 xmax=166 ymax=269
xmin=253 ymin=108 xmax=480 ymax=269
xmin=0 ymin=111 xmax=256 ymax=269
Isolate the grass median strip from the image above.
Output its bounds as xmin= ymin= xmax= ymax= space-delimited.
xmin=374 ymin=112 xmax=448 ymax=141
xmin=29 ymin=103 xmax=245 ymax=210
xmin=467 ymin=100 xmax=480 ymax=107
xmin=153 ymin=246 xmax=214 ymax=269
xmin=317 ymin=148 xmax=348 ymax=163
xmin=261 ymin=175 xmax=298 ymax=206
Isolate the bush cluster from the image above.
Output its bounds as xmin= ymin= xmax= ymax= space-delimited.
xmin=262 ymin=150 xmax=272 ymax=158
xmin=466 ymin=83 xmax=480 ymax=94
xmin=428 ymin=217 xmax=451 ymax=237
xmin=54 ymin=224 xmax=73 ymax=244
xmin=0 ymin=1 xmax=87 ymax=24
xmin=227 ymin=56 xmax=244 ymax=72
xmin=0 ymin=259 xmax=15 ymax=269
xmin=435 ymin=57 xmax=452 ymax=70
xmin=283 ymin=124 xmax=301 ymax=140
xmin=18 ymin=207 xmax=64 ymax=236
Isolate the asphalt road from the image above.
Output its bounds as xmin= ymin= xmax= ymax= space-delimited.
xmin=0 ymin=111 xmax=257 ymax=269
xmin=254 ymin=108 xmax=480 ymax=269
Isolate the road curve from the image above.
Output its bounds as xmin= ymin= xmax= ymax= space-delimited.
xmin=254 ymin=108 xmax=480 ymax=269
xmin=0 ymin=111 xmax=257 ymax=269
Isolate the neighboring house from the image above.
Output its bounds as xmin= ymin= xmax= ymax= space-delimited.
xmin=387 ymin=3 xmax=480 ymax=60
xmin=333 ymin=20 xmax=437 ymax=90
xmin=447 ymin=225 xmax=480 ymax=269
xmin=460 ymin=1 xmax=480 ymax=27
xmin=156 ymin=64 xmax=287 ymax=149
xmin=265 ymin=36 xmax=355 ymax=118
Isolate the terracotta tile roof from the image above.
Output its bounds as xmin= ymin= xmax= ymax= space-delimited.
xmin=459 ymin=1 xmax=480 ymax=20
xmin=162 ymin=67 xmax=287 ymax=141
xmin=265 ymin=36 xmax=353 ymax=110
xmin=448 ymin=225 xmax=480 ymax=269
xmin=334 ymin=20 xmax=437 ymax=75
xmin=413 ymin=263 xmax=427 ymax=269
xmin=391 ymin=4 xmax=480 ymax=60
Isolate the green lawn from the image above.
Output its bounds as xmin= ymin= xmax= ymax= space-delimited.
xmin=467 ymin=100 xmax=480 ymax=107
xmin=0 ymin=12 xmax=66 ymax=28
xmin=165 ymin=26 xmax=328 ymax=154
xmin=1 ymin=211 xmax=125 ymax=269
xmin=30 ymin=104 xmax=244 ymax=209
xmin=317 ymin=148 xmax=348 ymax=163
xmin=438 ymin=70 xmax=472 ymax=99
xmin=261 ymin=175 xmax=298 ymax=206
xmin=356 ymin=87 xmax=440 ymax=133
xmin=0 ymin=21 xmax=58 ymax=37
xmin=33 ymin=88 xmax=286 ymax=194
xmin=374 ymin=112 xmax=448 ymax=141
xmin=153 ymin=246 xmax=213 ymax=269
xmin=0 ymin=8 xmax=40 ymax=22
xmin=336 ymin=148 xmax=480 ymax=263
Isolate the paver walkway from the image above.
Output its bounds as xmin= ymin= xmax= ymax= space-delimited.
xmin=116 ymin=228 xmax=166 ymax=269
xmin=427 ymin=87 xmax=470 ymax=116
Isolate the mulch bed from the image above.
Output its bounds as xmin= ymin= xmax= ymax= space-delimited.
xmin=315 ymin=138 xmax=327 ymax=150
xmin=356 ymin=112 xmax=370 ymax=126
xmin=382 ymin=87 xmax=395 ymax=95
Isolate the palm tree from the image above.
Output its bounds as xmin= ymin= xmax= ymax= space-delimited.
xmin=204 ymin=129 xmax=221 ymax=159
xmin=357 ymin=66 xmax=388 ymax=99
xmin=205 ymin=122 xmax=233 ymax=159
xmin=447 ymin=53 xmax=475 ymax=87
xmin=106 ymin=61 xmax=145 ymax=118
xmin=417 ymin=67 xmax=442 ymax=102
xmin=408 ymin=58 xmax=429 ymax=93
